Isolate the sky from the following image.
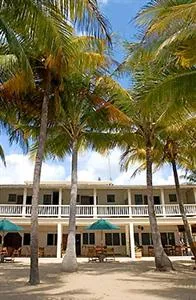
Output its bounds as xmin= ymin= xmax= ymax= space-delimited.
xmin=0 ymin=0 xmax=185 ymax=185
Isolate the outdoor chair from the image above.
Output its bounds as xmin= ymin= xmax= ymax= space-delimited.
xmin=38 ymin=247 xmax=45 ymax=257
xmin=148 ymin=246 xmax=154 ymax=257
xmin=21 ymin=246 xmax=31 ymax=257
xmin=87 ymin=247 xmax=98 ymax=262
xmin=12 ymin=247 xmax=22 ymax=257
xmin=175 ymin=245 xmax=182 ymax=256
xmin=105 ymin=247 xmax=115 ymax=261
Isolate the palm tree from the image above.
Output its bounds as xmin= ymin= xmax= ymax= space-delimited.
xmin=160 ymin=120 xmax=196 ymax=258
xmin=134 ymin=0 xmax=196 ymax=109
xmin=30 ymin=67 xmax=121 ymax=272
xmin=137 ymin=0 xmax=196 ymax=67
xmin=0 ymin=1 xmax=111 ymax=285
xmin=117 ymin=100 xmax=174 ymax=271
xmin=184 ymin=170 xmax=196 ymax=183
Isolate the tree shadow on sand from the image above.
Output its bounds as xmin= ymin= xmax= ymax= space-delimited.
xmin=0 ymin=260 xmax=195 ymax=300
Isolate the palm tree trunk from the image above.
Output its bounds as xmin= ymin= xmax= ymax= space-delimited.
xmin=29 ymin=77 xmax=50 ymax=285
xmin=62 ymin=140 xmax=78 ymax=272
xmin=146 ymin=146 xmax=174 ymax=271
xmin=171 ymin=160 xmax=196 ymax=257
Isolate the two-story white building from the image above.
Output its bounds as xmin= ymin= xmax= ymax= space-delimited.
xmin=0 ymin=181 xmax=196 ymax=258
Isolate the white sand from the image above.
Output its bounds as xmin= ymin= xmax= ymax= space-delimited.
xmin=0 ymin=257 xmax=195 ymax=300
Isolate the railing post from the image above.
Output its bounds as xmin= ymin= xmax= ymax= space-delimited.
xmin=58 ymin=188 xmax=62 ymax=219
xmin=161 ymin=189 xmax=166 ymax=217
xmin=57 ymin=223 xmax=62 ymax=258
xmin=129 ymin=222 xmax=135 ymax=259
xmin=22 ymin=187 xmax=27 ymax=217
xmin=93 ymin=188 xmax=97 ymax=219
xmin=128 ymin=189 xmax=132 ymax=218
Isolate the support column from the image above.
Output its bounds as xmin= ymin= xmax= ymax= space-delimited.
xmin=93 ymin=188 xmax=97 ymax=218
xmin=22 ymin=187 xmax=27 ymax=217
xmin=129 ymin=222 xmax=135 ymax=259
xmin=128 ymin=189 xmax=132 ymax=218
xmin=125 ymin=224 xmax=130 ymax=256
xmin=161 ymin=189 xmax=166 ymax=217
xmin=57 ymin=223 xmax=62 ymax=258
xmin=58 ymin=188 xmax=62 ymax=218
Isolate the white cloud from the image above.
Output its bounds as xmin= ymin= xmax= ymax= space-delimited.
xmin=0 ymin=154 xmax=65 ymax=184
xmin=0 ymin=149 xmax=185 ymax=186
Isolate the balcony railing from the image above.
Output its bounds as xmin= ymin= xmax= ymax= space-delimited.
xmin=0 ymin=204 xmax=196 ymax=218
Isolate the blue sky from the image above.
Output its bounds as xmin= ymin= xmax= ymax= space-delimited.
xmin=0 ymin=0 xmax=180 ymax=185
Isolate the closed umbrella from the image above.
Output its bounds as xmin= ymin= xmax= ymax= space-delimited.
xmin=86 ymin=219 xmax=120 ymax=245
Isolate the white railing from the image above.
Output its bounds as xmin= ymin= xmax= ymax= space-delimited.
xmin=0 ymin=204 xmax=195 ymax=218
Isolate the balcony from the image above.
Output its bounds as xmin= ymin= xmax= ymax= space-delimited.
xmin=0 ymin=204 xmax=195 ymax=218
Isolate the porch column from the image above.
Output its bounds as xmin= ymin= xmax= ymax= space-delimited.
xmin=129 ymin=222 xmax=135 ymax=259
xmin=58 ymin=188 xmax=62 ymax=218
xmin=125 ymin=224 xmax=130 ymax=256
xmin=57 ymin=223 xmax=62 ymax=258
xmin=22 ymin=187 xmax=27 ymax=217
xmin=161 ymin=189 xmax=166 ymax=217
xmin=128 ymin=189 xmax=132 ymax=218
xmin=93 ymin=188 xmax=97 ymax=218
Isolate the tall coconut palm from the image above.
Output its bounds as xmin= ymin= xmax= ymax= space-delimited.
xmin=159 ymin=118 xmax=196 ymax=258
xmin=117 ymin=100 xmax=174 ymax=271
xmin=29 ymin=66 xmax=125 ymax=272
xmin=0 ymin=0 xmax=111 ymax=285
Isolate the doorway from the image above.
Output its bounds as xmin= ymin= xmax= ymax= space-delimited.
xmin=76 ymin=234 xmax=81 ymax=256
xmin=62 ymin=233 xmax=81 ymax=256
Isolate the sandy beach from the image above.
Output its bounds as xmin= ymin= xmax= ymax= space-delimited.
xmin=0 ymin=258 xmax=195 ymax=300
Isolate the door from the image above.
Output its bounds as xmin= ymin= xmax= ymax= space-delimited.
xmin=81 ymin=196 xmax=93 ymax=205
xmin=62 ymin=233 xmax=81 ymax=256
xmin=53 ymin=191 xmax=59 ymax=205
xmin=76 ymin=234 xmax=81 ymax=256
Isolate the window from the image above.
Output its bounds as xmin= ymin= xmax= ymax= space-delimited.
xmin=107 ymin=194 xmax=115 ymax=203
xmin=26 ymin=196 xmax=32 ymax=205
xmin=134 ymin=233 xmax=140 ymax=246
xmin=17 ymin=195 xmax=23 ymax=204
xmin=135 ymin=194 xmax=143 ymax=205
xmin=154 ymin=196 xmax=161 ymax=205
xmin=77 ymin=195 xmax=80 ymax=203
xmin=161 ymin=232 xmax=175 ymax=246
xmin=141 ymin=233 xmax=153 ymax=245
xmin=105 ymin=233 xmax=121 ymax=246
xmin=43 ymin=194 xmax=52 ymax=205
xmin=113 ymin=233 xmax=120 ymax=245
xmin=81 ymin=196 xmax=94 ymax=205
xmin=8 ymin=194 xmax=17 ymax=203
xmin=47 ymin=233 xmax=57 ymax=246
xmin=121 ymin=233 xmax=126 ymax=246
xmin=105 ymin=233 xmax=112 ymax=245
xmin=169 ymin=194 xmax=177 ymax=203
xmin=83 ymin=233 xmax=95 ymax=245
xmin=23 ymin=233 xmax=30 ymax=245
xmin=144 ymin=195 xmax=148 ymax=205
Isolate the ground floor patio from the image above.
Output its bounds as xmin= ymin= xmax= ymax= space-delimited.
xmin=0 ymin=257 xmax=195 ymax=300
xmin=1 ymin=221 xmax=196 ymax=259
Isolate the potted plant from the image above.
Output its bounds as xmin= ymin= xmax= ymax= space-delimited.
xmin=135 ymin=246 xmax=143 ymax=258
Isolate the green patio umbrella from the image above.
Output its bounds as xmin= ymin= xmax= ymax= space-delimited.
xmin=0 ymin=219 xmax=23 ymax=248
xmin=86 ymin=219 xmax=120 ymax=245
